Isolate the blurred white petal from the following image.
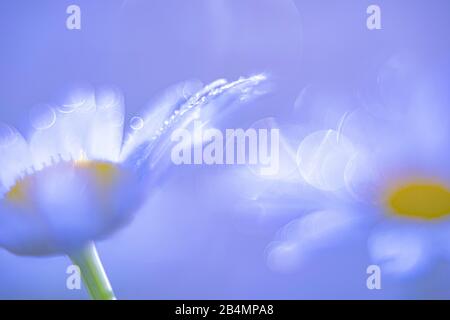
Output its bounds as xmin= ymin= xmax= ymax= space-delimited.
xmin=296 ymin=130 xmax=356 ymax=191
xmin=120 ymin=80 xmax=203 ymax=164
xmin=246 ymin=118 xmax=305 ymax=181
xmin=86 ymin=86 xmax=125 ymax=161
xmin=0 ymin=75 xmax=271 ymax=256
xmin=266 ymin=241 xmax=302 ymax=273
xmin=29 ymin=84 xmax=97 ymax=166
xmin=267 ymin=209 xmax=360 ymax=273
xmin=369 ymin=224 xmax=434 ymax=277
xmin=29 ymin=104 xmax=57 ymax=131
xmin=0 ymin=123 xmax=32 ymax=191
xmin=121 ymin=74 xmax=269 ymax=185
xmin=339 ymin=107 xmax=391 ymax=151
xmin=344 ymin=151 xmax=386 ymax=204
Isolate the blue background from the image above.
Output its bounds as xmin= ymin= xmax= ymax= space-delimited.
xmin=0 ymin=0 xmax=449 ymax=299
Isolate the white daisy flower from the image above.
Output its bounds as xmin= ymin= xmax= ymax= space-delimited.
xmin=0 ymin=74 xmax=268 ymax=299
xmin=250 ymin=56 xmax=450 ymax=278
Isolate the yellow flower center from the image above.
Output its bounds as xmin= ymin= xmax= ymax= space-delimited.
xmin=5 ymin=160 xmax=119 ymax=205
xmin=6 ymin=179 xmax=29 ymax=204
xmin=387 ymin=180 xmax=450 ymax=220
xmin=75 ymin=160 xmax=119 ymax=187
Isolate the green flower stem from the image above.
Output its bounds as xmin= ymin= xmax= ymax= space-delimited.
xmin=69 ymin=242 xmax=116 ymax=300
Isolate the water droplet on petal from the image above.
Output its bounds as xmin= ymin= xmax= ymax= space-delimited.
xmin=30 ymin=104 xmax=57 ymax=130
xmin=130 ymin=116 xmax=144 ymax=131
xmin=182 ymin=80 xmax=203 ymax=100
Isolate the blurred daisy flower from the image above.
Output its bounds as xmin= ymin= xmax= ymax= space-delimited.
xmin=0 ymin=74 xmax=268 ymax=299
xmin=244 ymin=55 xmax=450 ymax=277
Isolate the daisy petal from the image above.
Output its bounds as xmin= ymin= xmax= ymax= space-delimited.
xmin=29 ymin=85 xmax=97 ymax=166
xmin=0 ymin=204 xmax=51 ymax=255
xmin=85 ymin=86 xmax=125 ymax=162
xmin=266 ymin=210 xmax=360 ymax=273
xmin=368 ymin=224 xmax=434 ymax=277
xmin=0 ymin=123 xmax=32 ymax=191
xmin=296 ymin=129 xmax=356 ymax=192
xmin=121 ymin=74 xmax=269 ymax=183
xmin=120 ymin=80 xmax=203 ymax=163
xmin=344 ymin=151 xmax=386 ymax=204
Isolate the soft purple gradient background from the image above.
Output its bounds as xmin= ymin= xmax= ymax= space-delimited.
xmin=0 ymin=0 xmax=449 ymax=299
